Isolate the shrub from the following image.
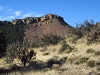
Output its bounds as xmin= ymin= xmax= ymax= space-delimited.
xmin=75 ymin=61 xmax=80 ymax=65
xmin=6 ymin=43 xmax=17 ymax=63
xmin=94 ymin=51 xmax=100 ymax=56
xmin=59 ymin=41 xmax=68 ymax=53
xmin=71 ymin=35 xmax=79 ymax=44
xmin=59 ymin=41 xmax=73 ymax=53
xmin=32 ymin=34 xmax=64 ymax=47
xmin=86 ymin=48 xmax=95 ymax=53
xmin=97 ymin=68 xmax=100 ymax=71
xmin=60 ymin=56 xmax=68 ymax=63
xmin=87 ymin=60 xmax=95 ymax=68
xmin=96 ymin=61 xmax=100 ymax=66
xmin=79 ymin=57 xmax=89 ymax=63
xmin=68 ymin=58 xmax=75 ymax=64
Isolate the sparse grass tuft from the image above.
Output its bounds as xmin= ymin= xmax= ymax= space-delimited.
xmin=96 ymin=61 xmax=100 ymax=66
xmin=43 ymin=68 xmax=50 ymax=72
xmin=87 ymin=60 xmax=95 ymax=68
xmin=79 ymin=57 xmax=89 ymax=64
xmin=75 ymin=61 xmax=80 ymax=65
xmin=40 ymin=46 xmax=48 ymax=52
xmin=94 ymin=51 xmax=100 ymax=56
xmin=52 ymin=64 xmax=60 ymax=70
xmin=96 ymin=67 xmax=100 ymax=71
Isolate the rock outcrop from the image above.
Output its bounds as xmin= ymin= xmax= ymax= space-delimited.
xmin=0 ymin=14 xmax=65 ymax=25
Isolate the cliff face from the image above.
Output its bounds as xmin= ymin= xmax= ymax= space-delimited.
xmin=23 ymin=14 xmax=72 ymax=41
xmin=0 ymin=14 xmax=72 ymax=42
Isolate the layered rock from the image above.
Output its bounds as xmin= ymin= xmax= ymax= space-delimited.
xmin=0 ymin=14 xmax=64 ymax=25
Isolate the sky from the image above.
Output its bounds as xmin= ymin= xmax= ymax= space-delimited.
xmin=0 ymin=0 xmax=100 ymax=27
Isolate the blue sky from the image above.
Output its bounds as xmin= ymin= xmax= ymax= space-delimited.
xmin=0 ymin=0 xmax=100 ymax=27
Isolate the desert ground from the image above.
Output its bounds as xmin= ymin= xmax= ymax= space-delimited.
xmin=0 ymin=36 xmax=100 ymax=75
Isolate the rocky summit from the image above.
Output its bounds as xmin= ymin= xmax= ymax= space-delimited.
xmin=23 ymin=14 xmax=72 ymax=41
xmin=0 ymin=14 xmax=72 ymax=42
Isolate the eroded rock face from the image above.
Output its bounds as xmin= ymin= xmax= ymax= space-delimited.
xmin=11 ymin=19 xmax=23 ymax=25
xmin=0 ymin=14 xmax=64 ymax=25
xmin=10 ymin=14 xmax=62 ymax=25
xmin=41 ymin=14 xmax=58 ymax=22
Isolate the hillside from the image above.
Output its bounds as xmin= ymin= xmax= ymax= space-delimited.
xmin=24 ymin=14 xmax=71 ymax=41
xmin=0 ymin=14 xmax=100 ymax=75
xmin=1 ymin=36 xmax=100 ymax=75
xmin=0 ymin=14 xmax=72 ymax=43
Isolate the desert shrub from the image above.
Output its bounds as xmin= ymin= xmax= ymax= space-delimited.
xmin=32 ymin=34 xmax=64 ymax=47
xmin=75 ymin=61 xmax=80 ymax=65
xmin=97 ymin=68 xmax=100 ymax=71
xmin=59 ymin=41 xmax=68 ymax=53
xmin=41 ymin=34 xmax=64 ymax=46
xmin=68 ymin=58 xmax=75 ymax=64
xmin=86 ymin=48 xmax=95 ymax=53
xmin=79 ymin=57 xmax=89 ymax=64
xmin=60 ymin=56 xmax=68 ymax=63
xmin=86 ymin=41 xmax=92 ymax=45
xmin=6 ymin=43 xmax=17 ymax=63
xmin=59 ymin=41 xmax=73 ymax=53
xmin=94 ymin=51 xmax=100 ymax=56
xmin=96 ymin=61 xmax=100 ymax=66
xmin=87 ymin=60 xmax=95 ymax=68
xmin=71 ymin=35 xmax=80 ymax=44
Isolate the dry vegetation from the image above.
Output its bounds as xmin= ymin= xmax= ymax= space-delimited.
xmin=1 ymin=20 xmax=100 ymax=75
xmin=0 ymin=36 xmax=100 ymax=75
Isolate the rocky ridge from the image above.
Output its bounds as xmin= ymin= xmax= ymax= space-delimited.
xmin=0 ymin=14 xmax=65 ymax=25
xmin=0 ymin=14 xmax=72 ymax=42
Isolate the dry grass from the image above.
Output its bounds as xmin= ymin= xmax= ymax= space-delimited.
xmin=1 ymin=36 xmax=100 ymax=75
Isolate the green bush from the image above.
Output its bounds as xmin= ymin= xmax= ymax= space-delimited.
xmin=79 ymin=57 xmax=89 ymax=63
xmin=87 ymin=60 xmax=95 ymax=68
